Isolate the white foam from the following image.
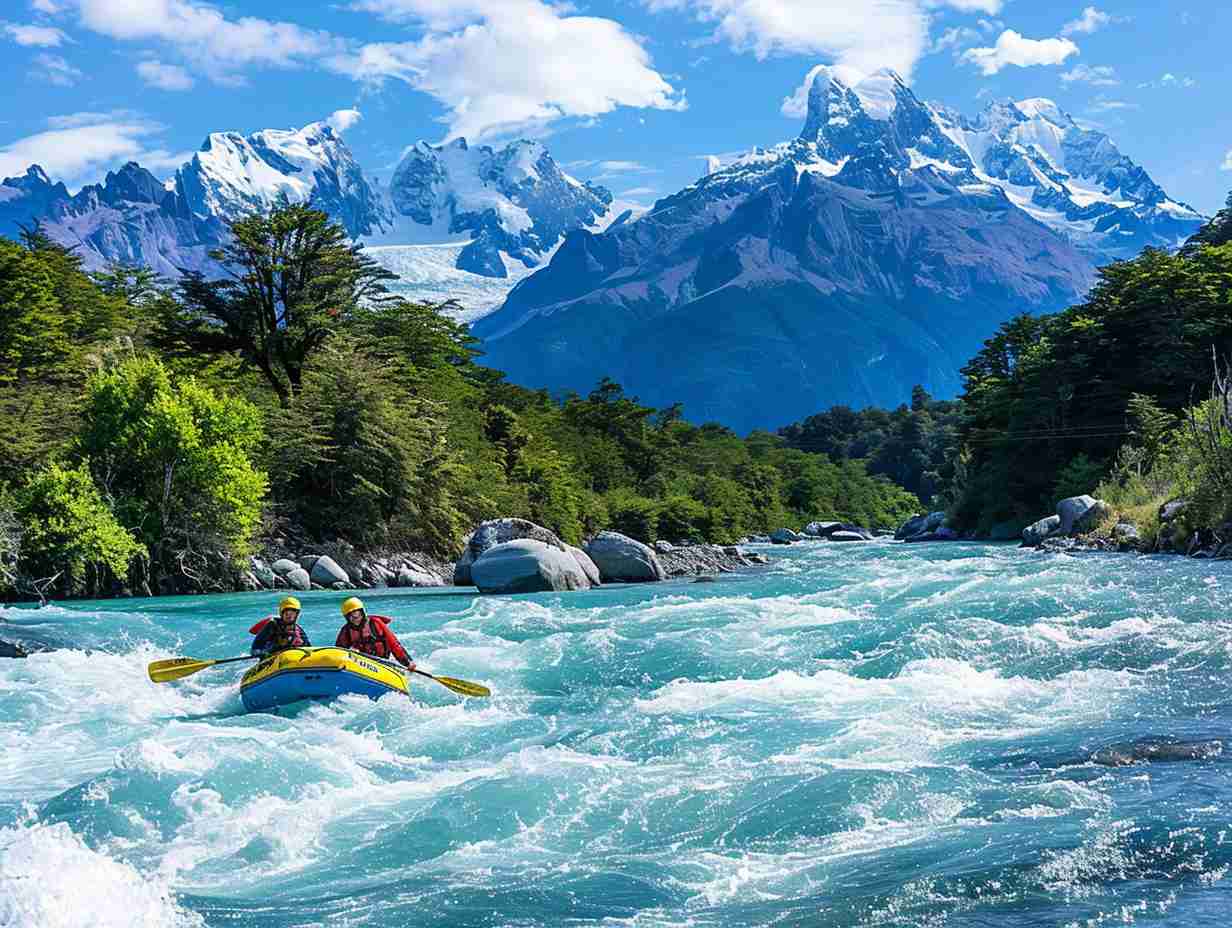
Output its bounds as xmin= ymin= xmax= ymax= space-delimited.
xmin=0 ymin=822 xmax=202 ymax=928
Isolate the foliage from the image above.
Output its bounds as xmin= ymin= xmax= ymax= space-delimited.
xmin=155 ymin=202 xmax=396 ymax=405
xmin=78 ymin=354 xmax=267 ymax=589
xmin=14 ymin=462 xmax=143 ymax=594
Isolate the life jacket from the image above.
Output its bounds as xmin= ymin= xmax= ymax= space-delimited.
xmin=336 ymin=615 xmax=396 ymax=659
xmin=250 ymin=615 xmax=308 ymax=649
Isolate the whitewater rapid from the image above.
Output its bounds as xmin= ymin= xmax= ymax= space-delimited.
xmin=2 ymin=542 xmax=1230 ymax=927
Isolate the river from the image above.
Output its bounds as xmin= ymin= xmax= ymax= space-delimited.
xmin=2 ymin=541 xmax=1230 ymax=927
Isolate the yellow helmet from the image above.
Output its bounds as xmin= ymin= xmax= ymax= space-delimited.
xmin=279 ymin=596 xmax=301 ymax=612
xmin=340 ymin=596 xmax=365 ymax=617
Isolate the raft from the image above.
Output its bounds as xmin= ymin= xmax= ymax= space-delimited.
xmin=240 ymin=647 xmax=409 ymax=712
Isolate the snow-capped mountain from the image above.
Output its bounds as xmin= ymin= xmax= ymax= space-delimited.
xmin=175 ymin=121 xmax=391 ymax=239
xmin=375 ymin=138 xmax=617 ymax=277
xmin=473 ymin=68 xmax=1134 ymax=432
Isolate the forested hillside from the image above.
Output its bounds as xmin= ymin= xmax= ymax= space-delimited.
xmin=0 ymin=206 xmax=918 ymax=600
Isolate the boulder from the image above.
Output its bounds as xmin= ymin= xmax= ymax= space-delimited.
xmin=747 ymin=534 xmax=771 ymax=543
xmin=804 ymin=521 xmax=841 ymax=537
xmin=285 ymin=567 xmax=311 ymax=591
xmin=566 ymin=544 xmax=602 ymax=587
xmin=904 ymin=527 xmax=960 ymax=543
xmin=1159 ymin=499 xmax=1189 ymax=523
xmin=1056 ymin=496 xmax=1098 ymax=536
xmin=239 ymin=572 xmax=263 ymax=592
xmin=895 ymin=514 xmax=929 ymax=540
xmin=830 ymin=531 xmax=870 ymax=542
xmin=455 ymin=518 xmax=567 ymax=586
xmin=1072 ymin=499 xmax=1113 ymax=535
xmin=471 ymin=539 xmax=592 ymax=594
xmin=1022 ymin=515 xmax=1061 ymax=547
xmin=654 ymin=540 xmax=675 ymax=553
xmin=770 ymin=529 xmax=802 ymax=545
xmin=298 ymin=555 xmax=320 ymax=573
xmin=271 ymin=558 xmax=299 ymax=577
xmin=584 ymin=531 xmax=667 ymax=583
xmin=396 ymin=564 xmax=444 ymax=588
xmin=989 ymin=520 xmax=1023 ymax=541
xmin=0 ymin=639 xmax=28 ymax=659
xmin=309 ymin=555 xmax=349 ymax=587
xmin=250 ymin=557 xmax=276 ymax=588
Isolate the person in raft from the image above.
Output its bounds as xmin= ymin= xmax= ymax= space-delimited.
xmin=335 ymin=597 xmax=415 ymax=671
xmin=250 ymin=596 xmax=312 ymax=657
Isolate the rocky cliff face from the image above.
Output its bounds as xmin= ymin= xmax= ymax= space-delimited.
xmin=474 ymin=69 xmax=1124 ymax=432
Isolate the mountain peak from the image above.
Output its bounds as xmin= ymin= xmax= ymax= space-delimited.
xmin=1013 ymin=98 xmax=1070 ymax=126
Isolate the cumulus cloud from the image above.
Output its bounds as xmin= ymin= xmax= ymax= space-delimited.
xmin=54 ymin=0 xmax=337 ymax=82
xmin=0 ymin=111 xmax=188 ymax=186
xmin=1060 ymin=63 xmax=1118 ymax=86
xmin=330 ymin=0 xmax=684 ymax=141
xmin=1061 ymin=6 xmax=1114 ymax=36
xmin=4 ymin=22 xmax=70 ymax=46
xmin=931 ymin=25 xmax=982 ymax=54
xmin=326 ymin=108 xmax=362 ymax=133
xmin=136 ymin=59 xmax=193 ymax=90
xmin=31 ymin=52 xmax=82 ymax=85
xmin=961 ymin=29 xmax=1078 ymax=75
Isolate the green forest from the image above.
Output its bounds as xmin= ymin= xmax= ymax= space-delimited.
xmin=0 ymin=205 xmax=919 ymax=600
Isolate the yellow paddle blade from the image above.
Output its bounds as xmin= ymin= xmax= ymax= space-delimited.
xmin=148 ymin=657 xmax=216 ymax=683
xmin=431 ymin=675 xmax=491 ymax=698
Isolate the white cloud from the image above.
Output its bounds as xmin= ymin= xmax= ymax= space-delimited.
xmin=931 ymin=25 xmax=982 ymax=53
xmin=326 ymin=108 xmax=362 ymax=133
xmin=1060 ymin=63 xmax=1118 ymax=85
xmin=1138 ymin=72 xmax=1197 ymax=89
xmin=136 ymin=59 xmax=193 ymax=90
xmin=1061 ymin=6 xmax=1113 ymax=36
xmin=55 ymin=0 xmax=336 ymax=82
xmin=31 ymin=52 xmax=82 ymax=85
xmin=0 ymin=112 xmax=186 ymax=187
xmin=4 ymin=22 xmax=70 ymax=45
xmin=1088 ymin=99 xmax=1137 ymax=112
xmin=643 ymin=0 xmax=929 ymax=76
xmin=619 ymin=186 xmax=659 ymax=197
xmin=961 ymin=30 xmax=1078 ymax=75
xmin=31 ymin=0 xmax=63 ymax=12
xmin=1222 ymin=150 xmax=1232 ymax=172
xmin=597 ymin=160 xmax=651 ymax=173
xmin=330 ymin=0 xmax=684 ymax=141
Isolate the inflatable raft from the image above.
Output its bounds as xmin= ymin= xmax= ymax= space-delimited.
xmin=240 ymin=647 xmax=409 ymax=712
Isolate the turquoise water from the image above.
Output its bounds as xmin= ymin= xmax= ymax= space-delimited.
xmin=2 ymin=541 xmax=1231 ymax=927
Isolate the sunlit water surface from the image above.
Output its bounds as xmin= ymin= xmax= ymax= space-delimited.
xmin=2 ymin=541 xmax=1231 ymax=927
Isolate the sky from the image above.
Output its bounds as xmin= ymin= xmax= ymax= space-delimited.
xmin=0 ymin=0 xmax=1227 ymax=214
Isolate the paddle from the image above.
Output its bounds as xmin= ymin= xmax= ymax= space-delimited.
xmin=147 ymin=654 xmax=259 ymax=683
xmin=363 ymin=653 xmax=490 ymax=698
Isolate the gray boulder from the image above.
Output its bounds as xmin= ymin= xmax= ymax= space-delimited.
xmin=397 ymin=564 xmax=445 ymax=588
xmin=471 ymin=540 xmax=592 ymax=594
xmin=250 ymin=557 xmax=276 ymax=588
xmin=770 ymin=528 xmax=802 ymax=545
xmin=654 ymin=540 xmax=675 ymax=553
xmin=285 ymin=567 xmax=311 ymax=591
xmin=804 ymin=521 xmax=841 ymax=537
xmin=310 ymin=555 xmax=349 ymax=587
xmin=1072 ymin=499 xmax=1113 ymax=535
xmin=1022 ymin=515 xmax=1061 ymax=547
xmin=895 ymin=514 xmax=929 ymax=540
xmin=0 ymin=639 xmax=28 ymax=659
xmin=989 ymin=520 xmax=1023 ymax=541
xmin=1056 ymin=496 xmax=1098 ymax=535
xmin=830 ymin=531 xmax=870 ymax=542
xmin=904 ymin=527 xmax=959 ymax=543
xmin=298 ymin=555 xmax=320 ymax=573
xmin=1159 ymin=499 xmax=1189 ymax=523
xmin=566 ymin=544 xmax=602 ymax=587
xmin=455 ymin=518 xmax=567 ymax=586
xmin=585 ymin=530 xmax=667 ymax=583
xmin=271 ymin=558 xmax=299 ymax=577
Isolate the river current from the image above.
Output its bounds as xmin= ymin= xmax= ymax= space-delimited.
xmin=2 ymin=541 xmax=1231 ymax=927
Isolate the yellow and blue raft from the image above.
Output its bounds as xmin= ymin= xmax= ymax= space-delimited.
xmin=240 ymin=647 xmax=409 ymax=712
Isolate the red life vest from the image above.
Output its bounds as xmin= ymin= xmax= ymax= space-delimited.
xmin=336 ymin=615 xmax=397 ymax=659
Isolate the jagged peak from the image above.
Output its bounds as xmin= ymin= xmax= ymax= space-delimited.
xmin=1013 ymin=98 xmax=1071 ymax=126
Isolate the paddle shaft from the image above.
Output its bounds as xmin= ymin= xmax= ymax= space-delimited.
xmin=361 ymin=652 xmax=490 ymax=697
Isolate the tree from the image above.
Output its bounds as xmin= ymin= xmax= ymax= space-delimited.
xmin=157 ymin=203 xmax=396 ymax=405
xmin=78 ymin=354 xmax=267 ymax=591
xmin=14 ymin=462 xmax=144 ymax=598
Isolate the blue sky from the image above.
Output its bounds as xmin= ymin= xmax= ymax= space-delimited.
xmin=0 ymin=0 xmax=1227 ymax=214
